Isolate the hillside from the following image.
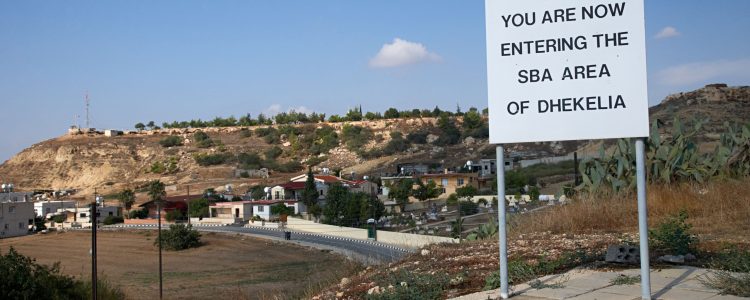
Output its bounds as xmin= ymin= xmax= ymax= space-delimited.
xmin=1 ymin=84 xmax=748 ymax=198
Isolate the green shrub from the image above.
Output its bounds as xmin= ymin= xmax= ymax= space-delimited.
xmin=649 ymin=210 xmax=696 ymax=255
xmin=239 ymin=171 xmax=250 ymax=178
xmin=158 ymin=136 xmax=183 ymax=147
xmin=155 ymin=224 xmax=202 ymax=251
xmin=459 ymin=201 xmax=479 ymax=216
xmin=0 ymin=247 xmax=126 ymax=299
xmin=341 ymin=125 xmax=372 ymax=151
xmin=237 ymin=152 xmax=262 ymax=169
xmin=193 ymin=131 xmax=215 ymax=148
xmin=304 ymin=156 xmax=328 ymax=167
xmin=484 ymin=249 xmax=600 ymax=290
xmin=165 ymin=210 xmax=184 ymax=222
xmin=188 ymin=198 xmax=209 ymax=218
xmin=51 ymin=215 xmax=66 ymax=223
xmin=150 ymin=161 xmax=166 ymax=173
xmin=364 ymin=270 xmax=450 ymax=300
xmin=128 ymin=208 xmax=149 ymax=219
xmin=239 ymin=128 xmax=252 ymax=138
xmin=103 ymin=216 xmax=124 ymax=225
xmin=406 ymin=131 xmax=429 ymax=144
xmin=194 ymin=153 xmax=232 ymax=166
xmin=265 ymin=146 xmax=283 ymax=159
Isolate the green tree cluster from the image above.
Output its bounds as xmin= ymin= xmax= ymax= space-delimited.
xmin=323 ymin=184 xmax=385 ymax=227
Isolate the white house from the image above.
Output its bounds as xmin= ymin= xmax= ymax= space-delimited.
xmin=1 ymin=198 xmax=34 ymax=238
xmin=208 ymin=201 xmax=254 ymax=222
xmin=250 ymin=200 xmax=304 ymax=221
xmin=61 ymin=205 xmax=121 ymax=224
xmin=34 ymin=200 xmax=76 ymax=219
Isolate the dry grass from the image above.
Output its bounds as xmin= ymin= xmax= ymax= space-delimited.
xmin=510 ymin=178 xmax=750 ymax=242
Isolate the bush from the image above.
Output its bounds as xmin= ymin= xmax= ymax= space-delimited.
xmin=406 ymin=131 xmax=429 ymax=144
xmin=165 ymin=210 xmax=184 ymax=222
xmin=188 ymin=198 xmax=209 ymax=218
xmin=0 ymin=247 xmax=126 ymax=299
xmin=239 ymin=128 xmax=252 ymax=138
xmin=649 ymin=210 xmax=696 ymax=255
xmin=193 ymin=131 xmax=215 ymax=148
xmin=484 ymin=249 xmax=600 ymax=289
xmin=364 ymin=270 xmax=450 ymax=300
xmin=194 ymin=153 xmax=232 ymax=166
xmin=129 ymin=208 xmax=148 ymax=219
xmin=237 ymin=152 xmax=262 ymax=169
xmin=239 ymin=171 xmax=250 ymax=178
xmin=51 ymin=215 xmax=66 ymax=224
xmin=265 ymin=146 xmax=283 ymax=159
xmin=459 ymin=201 xmax=479 ymax=216
xmin=158 ymin=136 xmax=183 ymax=147
xmin=103 ymin=216 xmax=124 ymax=225
xmin=155 ymin=224 xmax=202 ymax=251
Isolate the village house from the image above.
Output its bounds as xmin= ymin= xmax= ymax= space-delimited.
xmin=34 ymin=200 xmax=76 ymax=219
xmin=0 ymin=196 xmax=34 ymax=238
xmin=138 ymin=195 xmax=196 ymax=220
xmin=60 ymin=205 xmax=121 ymax=224
xmin=208 ymin=201 xmax=254 ymax=222
xmin=250 ymin=200 xmax=304 ymax=221
xmin=418 ymin=171 xmax=479 ymax=198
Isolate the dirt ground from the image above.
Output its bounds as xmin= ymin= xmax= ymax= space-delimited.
xmin=0 ymin=230 xmax=359 ymax=300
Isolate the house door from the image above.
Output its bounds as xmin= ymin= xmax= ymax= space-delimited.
xmin=235 ymin=208 xmax=240 ymax=218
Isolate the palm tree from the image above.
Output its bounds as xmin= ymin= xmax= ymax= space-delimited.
xmin=147 ymin=180 xmax=165 ymax=299
xmin=117 ymin=189 xmax=136 ymax=218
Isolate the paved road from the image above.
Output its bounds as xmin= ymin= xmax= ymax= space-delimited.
xmin=107 ymin=224 xmax=411 ymax=264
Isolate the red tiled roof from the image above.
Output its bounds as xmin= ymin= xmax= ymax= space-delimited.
xmin=278 ymin=182 xmax=306 ymax=190
xmin=315 ymin=175 xmax=344 ymax=183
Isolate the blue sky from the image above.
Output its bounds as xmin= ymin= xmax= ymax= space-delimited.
xmin=1 ymin=1 xmax=749 ymax=162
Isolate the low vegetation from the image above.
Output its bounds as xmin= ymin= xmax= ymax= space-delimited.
xmin=0 ymin=247 xmax=125 ymax=299
xmin=155 ymin=224 xmax=202 ymax=251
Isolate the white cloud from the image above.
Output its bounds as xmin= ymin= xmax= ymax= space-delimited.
xmin=264 ymin=104 xmax=316 ymax=116
xmin=657 ymin=58 xmax=750 ymax=86
xmin=369 ymin=38 xmax=441 ymax=68
xmin=654 ymin=26 xmax=680 ymax=39
xmin=263 ymin=104 xmax=282 ymax=116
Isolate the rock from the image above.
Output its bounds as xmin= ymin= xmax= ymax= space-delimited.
xmin=657 ymin=255 xmax=685 ymax=264
xmin=400 ymin=282 xmax=408 ymax=287
xmin=421 ymin=249 xmax=430 ymax=256
xmin=336 ymin=291 xmax=344 ymax=298
xmin=367 ymin=286 xmax=382 ymax=295
xmin=605 ymin=245 xmax=640 ymax=264
xmin=340 ymin=277 xmax=351 ymax=286
xmin=282 ymin=142 xmax=291 ymax=147
xmin=685 ymin=253 xmax=697 ymax=262
xmin=426 ymin=134 xmax=439 ymax=143
xmin=464 ymin=137 xmax=476 ymax=145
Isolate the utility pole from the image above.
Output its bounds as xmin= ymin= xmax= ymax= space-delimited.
xmin=157 ymin=199 xmax=163 ymax=300
xmin=186 ymin=185 xmax=190 ymax=225
xmin=92 ymin=189 xmax=98 ymax=300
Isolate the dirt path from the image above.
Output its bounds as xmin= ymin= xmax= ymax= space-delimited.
xmin=0 ymin=230 xmax=358 ymax=299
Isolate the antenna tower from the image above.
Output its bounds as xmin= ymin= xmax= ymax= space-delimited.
xmin=85 ymin=91 xmax=90 ymax=128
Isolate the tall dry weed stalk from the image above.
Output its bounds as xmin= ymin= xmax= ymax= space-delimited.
xmin=510 ymin=179 xmax=750 ymax=241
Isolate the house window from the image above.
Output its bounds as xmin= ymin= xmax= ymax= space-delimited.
xmin=8 ymin=206 xmax=15 ymax=213
xmin=80 ymin=213 xmax=87 ymax=218
xmin=457 ymin=178 xmax=465 ymax=186
xmin=257 ymin=206 xmax=264 ymax=212
xmin=18 ymin=222 xmax=23 ymax=229
xmin=4 ymin=223 xmax=8 ymax=230
xmin=46 ymin=208 xmax=50 ymax=214
xmin=275 ymin=191 xmax=281 ymax=199
xmin=441 ymin=179 xmax=448 ymax=187
xmin=319 ymin=190 xmax=324 ymax=196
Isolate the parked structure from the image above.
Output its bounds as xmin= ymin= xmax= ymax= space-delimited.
xmin=138 ymin=195 xmax=195 ymax=220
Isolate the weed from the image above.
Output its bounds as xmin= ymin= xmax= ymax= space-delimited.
xmin=610 ymin=274 xmax=640 ymax=285
xmin=649 ymin=210 xmax=696 ymax=255
xmin=484 ymin=249 xmax=600 ymax=290
xmin=699 ymin=270 xmax=750 ymax=297
xmin=365 ymin=270 xmax=450 ymax=300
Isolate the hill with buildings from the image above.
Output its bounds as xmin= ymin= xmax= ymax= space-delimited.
xmin=0 ymin=84 xmax=747 ymax=198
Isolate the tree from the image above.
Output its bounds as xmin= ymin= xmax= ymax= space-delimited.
xmin=147 ymin=180 xmax=166 ymax=212
xmin=117 ymin=189 xmax=136 ymax=217
xmin=146 ymin=121 xmax=156 ymax=130
xmin=271 ymin=203 xmax=294 ymax=216
xmin=413 ymin=180 xmax=440 ymax=201
xmin=323 ymin=184 xmax=349 ymax=225
xmin=134 ymin=122 xmax=145 ymax=131
xmin=388 ymin=179 xmax=413 ymax=211
xmin=301 ymin=168 xmax=318 ymax=207
xmin=188 ymin=198 xmax=209 ymax=218
xmin=384 ymin=108 xmax=400 ymax=119
xmin=456 ymin=185 xmax=478 ymax=199
xmin=155 ymin=224 xmax=201 ymax=251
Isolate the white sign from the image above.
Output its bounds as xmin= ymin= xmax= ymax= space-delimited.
xmin=485 ymin=0 xmax=649 ymax=144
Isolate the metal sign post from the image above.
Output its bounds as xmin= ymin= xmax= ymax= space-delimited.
xmin=635 ymin=138 xmax=651 ymax=299
xmin=495 ymin=145 xmax=509 ymax=298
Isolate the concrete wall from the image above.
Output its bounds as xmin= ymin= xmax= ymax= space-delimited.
xmin=248 ymin=217 xmax=457 ymax=249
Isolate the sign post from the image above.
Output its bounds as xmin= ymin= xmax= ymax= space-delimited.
xmin=484 ymin=0 xmax=651 ymax=298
